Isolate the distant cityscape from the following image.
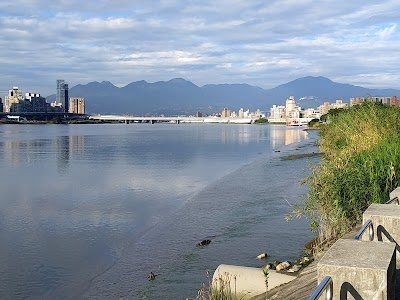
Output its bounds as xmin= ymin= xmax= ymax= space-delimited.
xmin=269 ymin=95 xmax=399 ymax=125
xmin=211 ymin=95 xmax=399 ymax=126
xmin=0 ymin=80 xmax=85 ymax=115
xmin=0 ymin=79 xmax=399 ymax=125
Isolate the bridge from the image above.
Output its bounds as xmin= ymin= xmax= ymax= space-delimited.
xmin=89 ymin=114 xmax=257 ymax=124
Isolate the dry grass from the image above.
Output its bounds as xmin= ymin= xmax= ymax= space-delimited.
xmin=193 ymin=271 xmax=249 ymax=300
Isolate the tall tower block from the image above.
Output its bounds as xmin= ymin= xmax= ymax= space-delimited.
xmin=56 ymin=80 xmax=69 ymax=113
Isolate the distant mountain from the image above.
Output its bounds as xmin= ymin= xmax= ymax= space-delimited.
xmin=46 ymin=76 xmax=400 ymax=115
xmin=266 ymin=76 xmax=400 ymax=108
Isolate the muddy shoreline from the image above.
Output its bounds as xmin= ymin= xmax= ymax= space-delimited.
xmin=281 ymin=152 xmax=321 ymax=161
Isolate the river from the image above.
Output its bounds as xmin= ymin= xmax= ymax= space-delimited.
xmin=0 ymin=123 xmax=318 ymax=299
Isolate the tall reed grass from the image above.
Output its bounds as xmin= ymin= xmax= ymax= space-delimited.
xmin=303 ymin=102 xmax=400 ymax=244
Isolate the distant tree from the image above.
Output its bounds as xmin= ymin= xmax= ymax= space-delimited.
xmin=254 ymin=117 xmax=269 ymax=124
xmin=308 ymin=118 xmax=320 ymax=127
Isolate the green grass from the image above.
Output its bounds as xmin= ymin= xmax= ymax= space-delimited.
xmin=301 ymin=102 xmax=400 ymax=244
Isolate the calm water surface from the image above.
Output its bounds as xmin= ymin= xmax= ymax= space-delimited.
xmin=0 ymin=124 xmax=318 ymax=299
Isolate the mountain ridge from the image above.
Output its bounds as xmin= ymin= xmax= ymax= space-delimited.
xmin=46 ymin=76 xmax=400 ymax=115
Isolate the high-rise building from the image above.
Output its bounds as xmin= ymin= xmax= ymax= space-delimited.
xmin=25 ymin=93 xmax=47 ymax=112
xmin=69 ymin=97 xmax=85 ymax=114
xmin=4 ymin=86 xmax=23 ymax=112
xmin=221 ymin=107 xmax=230 ymax=118
xmin=0 ymin=97 xmax=3 ymax=112
xmin=56 ymin=80 xmax=69 ymax=113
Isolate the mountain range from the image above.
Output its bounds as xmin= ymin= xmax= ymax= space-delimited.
xmin=46 ymin=76 xmax=400 ymax=115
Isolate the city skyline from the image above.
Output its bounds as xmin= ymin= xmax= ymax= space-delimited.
xmin=1 ymin=1 xmax=400 ymax=96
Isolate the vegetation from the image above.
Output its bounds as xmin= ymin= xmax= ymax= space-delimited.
xmin=299 ymin=102 xmax=400 ymax=246
xmin=254 ymin=117 xmax=269 ymax=124
xmin=195 ymin=271 xmax=247 ymax=300
xmin=308 ymin=118 xmax=320 ymax=128
xmin=262 ymin=267 xmax=269 ymax=300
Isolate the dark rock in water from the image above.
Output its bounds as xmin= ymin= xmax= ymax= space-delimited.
xmin=256 ymin=252 xmax=268 ymax=259
xmin=197 ymin=239 xmax=211 ymax=246
xmin=147 ymin=272 xmax=157 ymax=281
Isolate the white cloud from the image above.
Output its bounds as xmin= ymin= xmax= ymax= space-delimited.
xmin=377 ymin=23 xmax=398 ymax=40
xmin=1 ymin=0 xmax=400 ymax=96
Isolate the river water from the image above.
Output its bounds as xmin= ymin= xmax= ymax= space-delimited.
xmin=0 ymin=123 xmax=318 ymax=299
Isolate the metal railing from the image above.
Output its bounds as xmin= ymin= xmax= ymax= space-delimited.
xmin=385 ymin=196 xmax=399 ymax=205
xmin=309 ymin=195 xmax=399 ymax=299
xmin=354 ymin=219 xmax=374 ymax=241
xmin=309 ymin=276 xmax=333 ymax=300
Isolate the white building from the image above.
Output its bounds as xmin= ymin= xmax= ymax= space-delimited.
xmin=238 ymin=108 xmax=244 ymax=118
xmin=318 ymin=100 xmax=348 ymax=115
xmin=302 ymin=108 xmax=320 ymax=119
xmin=285 ymin=96 xmax=301 ymax=118
xmin=4 ymin=86 xmax=23 ymax=112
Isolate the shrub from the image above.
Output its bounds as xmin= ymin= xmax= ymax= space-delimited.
xmin=254 ymin=118 xmax=269 ymax=124
xmin=303 ymin=102 xmax=400 ymax=243
xmin=308 ymin=118 xmax=320 ymax=127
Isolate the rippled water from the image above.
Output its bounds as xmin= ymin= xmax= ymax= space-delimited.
xmin=0 ymin=124 xmax=318 ymax=299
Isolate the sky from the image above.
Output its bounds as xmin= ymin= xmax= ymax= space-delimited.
xmin=1 ymin=0 xmax=400 ymax=96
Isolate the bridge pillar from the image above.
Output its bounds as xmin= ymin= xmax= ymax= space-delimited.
xmin=125 ymin=120 xmax=130 ymax=124
xmin=150 ymin=120 xmax=154 ymax=124
xmin=176 ymin=119 xmax=180 ymax=124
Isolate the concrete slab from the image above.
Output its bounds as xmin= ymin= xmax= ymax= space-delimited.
xmin=390 ymin=187 xmax=400 ymax=201
xmin=318 ymin=239 xmax=396 ymax=300
xmin=213 ymin=264 xmax=296 ymax=299
xmin=363 ymin=204 xmax=400 ymax=251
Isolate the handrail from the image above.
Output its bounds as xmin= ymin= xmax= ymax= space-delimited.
xmin=310 ymin=194 xmax=398 ymax=299
xmin=309 ymin=276 xmax=333 ymax=300
xmin=354 ymin=219 xmax=374 ymax=241
xmin=385 ymin=196 xmax=399 ymax=205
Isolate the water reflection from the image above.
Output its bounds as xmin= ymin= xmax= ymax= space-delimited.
xmin=269 ymin=125 xmax=308 ymax=148
xmin=219 ymin=125 xmax=268 ymax=144
xmin=0 ymin=135 xmax=86 ymax=174
xmin=55 ymin=136 xmax=70 ymax=173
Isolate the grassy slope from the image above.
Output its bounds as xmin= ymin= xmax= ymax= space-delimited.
xmin=304 ymin=102 xmax=400 ymax=242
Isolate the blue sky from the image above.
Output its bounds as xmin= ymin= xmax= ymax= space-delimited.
xmin=1 ymin=0 xmax=400 ymax=96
